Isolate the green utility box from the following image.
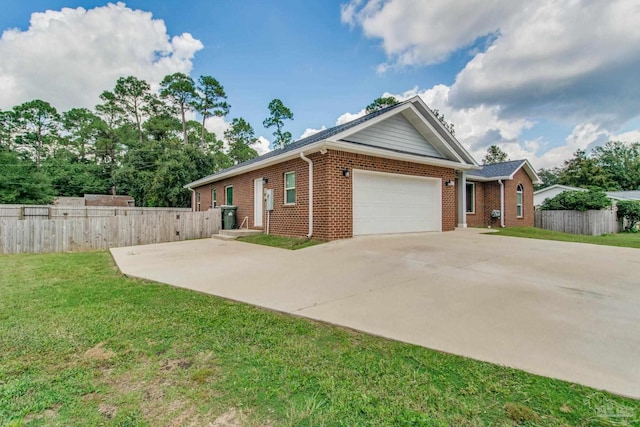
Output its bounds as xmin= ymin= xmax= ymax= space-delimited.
xmin=221 ymin=205 xmax=237 ymax=230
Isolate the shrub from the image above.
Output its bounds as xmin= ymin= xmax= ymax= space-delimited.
xmin=616 ymin=200 xmax=640 ymax=232
xmin=540 ymin=189 xmax=612 ymax=211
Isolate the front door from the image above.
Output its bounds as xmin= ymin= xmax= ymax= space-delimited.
xmin=254 ymin=178 xmax=263 ymax=227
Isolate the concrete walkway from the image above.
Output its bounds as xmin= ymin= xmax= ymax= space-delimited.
xmin=110 ymin=229 xmax=640 ymax=398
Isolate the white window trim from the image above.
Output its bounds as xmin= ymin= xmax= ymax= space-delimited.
xmin=225 ymin=185 xmax=233 ymax=205
xmin=212 ymin=188 xmax=217 ymax=208
xmin=516 ymin=183 xmax=523 ymax=218
xmin=466 ymin=182 xmax=475 ymax=214
xmin=284 ymin=171 xmax=296 ymax=205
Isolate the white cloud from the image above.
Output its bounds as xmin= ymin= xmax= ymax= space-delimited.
xmin=336 ymin=110 xmax=366 ymax=125
xmin=342 ymin=0 xmax=518 ymax=66
xmin=255 ymin=136 xmax=271 ymax=155
xmin=450 ymin=0 xmax=640 ymax=124
xmin=343 ymin=0 xmax=640 ymax=132
xmin=610 ymin=130 xmax=640 ymax=144
xmin=299 ymin=126 xmax=326 ymax=139
xmin=203 ymin=115 xmax=231 ymax=141
xmin=0 ymin=2 xmax=203 ymax=111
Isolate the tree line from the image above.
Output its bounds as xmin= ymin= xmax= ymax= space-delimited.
xmin=0 ymin=74 xmax=295 ymax=206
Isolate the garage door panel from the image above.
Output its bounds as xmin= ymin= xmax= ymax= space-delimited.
xmin=353 ymin=170 xmax=441 ymax=236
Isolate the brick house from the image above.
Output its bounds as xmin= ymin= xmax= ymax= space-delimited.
xmin=464 ymin=160 xmax=541 ymax=228
xmin=185 ymin=96 xmax=539 ymax=239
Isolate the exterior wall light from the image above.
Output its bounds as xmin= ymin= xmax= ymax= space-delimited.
xmin=445 ymin=180 xmax=455 ymax=187
xmin=262 ymin=177 xmax=268 ymax=184
xmin=341 ymin=168 xmax=350 ymax=178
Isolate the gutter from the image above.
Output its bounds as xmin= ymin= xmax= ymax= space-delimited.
xmin=299 ymin=152 xmax=313 ymax=238
xmin=498 ymin=179 xmax=505 ymax=228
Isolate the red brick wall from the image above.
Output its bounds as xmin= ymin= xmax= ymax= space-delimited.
xmin=466 ymin=167 xmax=534 ymax=228
xmin=504 ymin=168 xmax=534 ymax=227
xmin=465 ymin=181 xmax=483 ymax=227
xmin=192 ymin=149 xmax=458 ymax=240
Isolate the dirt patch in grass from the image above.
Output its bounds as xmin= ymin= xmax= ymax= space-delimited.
xmin=84 ymin=342 xmax=116 ymax=361
xmin=24 ymin=404 xmax=61 ymax=423
xmin=98 ymin=403 xmax=118 ymax=419
xmin=212 ymin=408 xmax=244 ymax=426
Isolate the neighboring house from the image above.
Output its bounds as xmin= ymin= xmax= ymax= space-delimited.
xmin=533 ymin=184 xmax=585 ymax=207
xmin=534 ymin=185 xmax=640 ymax=207
xmin=465 ymin=160 xmax=542 ymax=228
xmin=605 ymin=191 xmax=640 ymax=202
xmin=185 ymin=96 xmax=539 ymax=240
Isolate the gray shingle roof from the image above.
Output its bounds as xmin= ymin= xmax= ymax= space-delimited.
xmin=467 ymin=159 xmax=526 ymax=179
xmin=606 ymin=191 xmax=640 ymax=201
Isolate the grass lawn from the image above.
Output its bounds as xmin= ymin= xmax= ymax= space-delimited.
xmin=237 ymin=234 xmax=325 ymax=250
xmin=488 ymin=227 xmax=640 ymax=249
xmin=1 ymin=253 xmax=639 ymax=426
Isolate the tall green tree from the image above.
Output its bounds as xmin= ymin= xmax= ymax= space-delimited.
xmin=42 ymin=149 xmax=109 ymax=196
xmin=13 ymin=100 xmax=60 ymax=168
xmin=95 ymin=91 xmax=128 ymax=195
xmin=535 ymin=167 xmax=561 ymax=190
xmin=592 ymin=141 xmax=640 ymax=191
xmin=0 ymin=110 xmax=19 ymax=149
xmin=194 ymin=76 xmax=230 ymax=146
xmin=366 ymin=96 xmax=399 ymax=114
xmin=224 ymin=117 xmax=259 ymax=164
xmin=557 ymin=149 xmax=617 ymax=190
xmin=483 ymin=145 xmax=509 ymax=164
xmin=0 ymin=147 xmax=55 ymax=204
xmin=263 ymin=99 xmax=293 ymax=149
xmin=62 ymin=108 xmax=103 ymax=160
xmin=112 ymin=76 xmax=152 ymax=143
xmin=160 ymin=73 xmax=197 ymax=145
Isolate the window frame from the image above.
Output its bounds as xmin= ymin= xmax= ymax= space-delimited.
xmin=225 ymin=185 xmax=233 ymax=206
xmin=516 ymin=183 xmax=524 ymax=218
xmin=196 ymin=191 xmax=201 ymax=212
xmin=212 ymin=188 xmax=217 ymax=208
xmin=465 ymin=182 xmax=475 ymax=214
xmin=284 ymin=171 xmax=296 ymax=205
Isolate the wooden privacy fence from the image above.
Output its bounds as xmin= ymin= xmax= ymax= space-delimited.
xmin=0 ymin=210 xmax=221 ymax=254
xmin=0 ymin=204 xmax=191 ymax=219
xmin=534 ymin=209 xmax=620 ymax=236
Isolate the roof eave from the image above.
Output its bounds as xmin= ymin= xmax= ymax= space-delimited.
xmin=185 ymin=139 xmax=479 ymax=189
xmin=184 ymin=141 xmax=329 ymax=188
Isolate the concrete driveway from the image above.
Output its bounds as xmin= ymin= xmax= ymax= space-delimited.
xmin=110 ymin=229 xmax=640 ymax=398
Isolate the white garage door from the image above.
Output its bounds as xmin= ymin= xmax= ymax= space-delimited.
xmin=353 ymin=170 xmax=442 ymax=236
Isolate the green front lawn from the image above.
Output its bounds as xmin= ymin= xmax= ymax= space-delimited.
xmin=1 ymin=252 xmax=638 ymax=426
xmin=237 ymin=234 xmax=325 ymax=250
xmin=488 ymin=227 xmax=640 ymax=249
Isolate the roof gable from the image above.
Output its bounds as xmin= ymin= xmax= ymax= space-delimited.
xmin=185 ymin=96 xmax=479 ymax=188
xmin=341 ymin=113 xmax=445 ymax=159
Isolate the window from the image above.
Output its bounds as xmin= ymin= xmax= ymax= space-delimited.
xmin=196 ymin=192 xmax=201 ymax=211
xmin=516 ymin=184 xmax=523 ymax=217
xmin=465 ymin=182 xmax=475 ymax=213
xmin=212 ymin=189 xmax=217 ymax=208
xmin=284 ymin=171 xmax=296 ymax=204
xmin=225 ymin=186 xmax=233 ymax=205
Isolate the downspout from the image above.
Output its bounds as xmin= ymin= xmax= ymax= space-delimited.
xmin=498 ymin=179 xmax=505 ymax=228
xmin=300 ymin=152 xmax=313 ymax=238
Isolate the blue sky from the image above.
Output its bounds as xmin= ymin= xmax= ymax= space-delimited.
xmin=1 ymin=1 xmax=639 ymax=168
